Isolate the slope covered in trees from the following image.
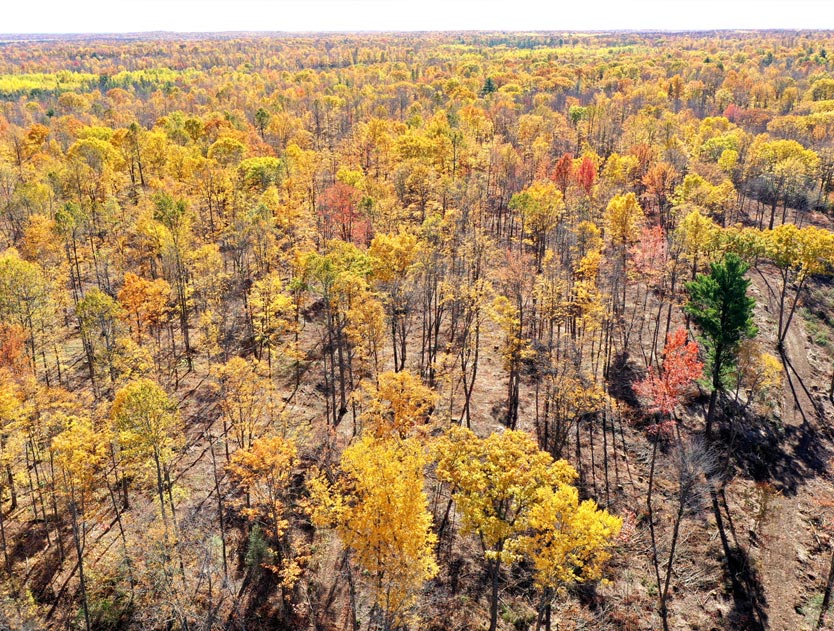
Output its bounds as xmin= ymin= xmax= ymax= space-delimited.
xmin=0 ymin=30 xmax=833 ymax=631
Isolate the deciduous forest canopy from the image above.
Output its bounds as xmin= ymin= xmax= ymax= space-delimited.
xmin=0 ymin=29 xmax=833 ymax=631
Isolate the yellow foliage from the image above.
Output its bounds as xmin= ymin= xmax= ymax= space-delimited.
xmin=355 ymin=370 xmax=437 ymax=438
xmin=763 ymin=223 xmax=834 ymax=282
xmin=226 ymin=435 xmax=298 ymax=540
xmin=491 ymin=294 xmax=535 ymax=372
xmin=118 ymin=272 xmax=171 ymax=342
xmin=509 ymin=181 xmax=565 ymax=244
xmin=434 ymin=426 xmax=619 ymax=592
xmin=674 ymin=209 xmax=721 ymax=269
xmin=51 ymin=414 xmax=106 ymax=500
xmin=21 ymin=214 xmax=63 ymax=269
xmin=575 ymin=220 xmax=603 ymax=256
xmin=533 ymin=275 xmax=570 ymax=325
xmin=521 ymin=484 xmax=621 ymax=589
xmin=718 ymin=225 xmax=765 ymax=261
xmin=672 ymin=173 xmax=736 ymax=219
xmin=215 ymin=357 xmax=273 ymax=450
xmin=110 ymin=378 xmax=182 ymax=482
xmin=604 ymin=192 xmax=645 ymax=247
xmin=188 ymin=243 xmax=229 ymax=311
xmin=345 ymin=293 xmax=386 ymax=377
xmin=600 ymin=152 xmax=639 ymax=187
xmin=369 ymin=229 xmax=420 ymax=282
xmin=736 ymin=340 xmax=784 ymax=414
xmin=434 ymin=426 xmax=576 ymax=562
xmin=311 ymin=435 xmax=438 ymax=628
xmin=249 ymin=272 xmax=297 ymax=366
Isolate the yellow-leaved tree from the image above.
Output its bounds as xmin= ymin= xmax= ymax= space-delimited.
xmin=674 ymin=209 xmax=720 ymax=280
xmin=51 ymin=414 xmax=107 ymax=631
xmin=604 ymin=192 xmax=645 ymax=314
xmin=354 ymin=369 xmax=436 ymax=438
xmin=520 ymin=481 xmax=622 ymax=628
xmin=0 ymin=356 xmax=26 ymax=574
xmin=435 ymin=426 xmax=620 ymax=631
xmin=118 ymin=272 xmax=171 ymax=346
xmin=508 ymin=180 xmax=565 ymax=272
xmin=735 ymin=339 xmax=784 ymax=415
xmin=310 ymin=434 xmax=438 ymax=631
xmin=761 ymin=223 xmax=834 ymax=348
xmin=248 ymin=271 xmax=297 ymax=376
xmin=214 ymin=356 xmax=274 ymax=453
xmin=344 ymin=292 xmax=386 ymax=380
xmin=111 ymin=379 xmax=182 ymax=536
xmin=226 ymin=435 xmax=302 ymax=597
xmin=490 ymin=292 xmax=534 ymax=429
xmin=369 ymin=229 xmax=420 ymax=372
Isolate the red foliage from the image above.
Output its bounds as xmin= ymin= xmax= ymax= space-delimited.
xmin=722 ymin=104 xmax=772 ymax=133
xmin=0 ymin=323 xmax=29 ymax=375
xmin=320 ymin=182 xmax=370 ymax=244
xmin=723 ymin=103 xmax=742 ymax=123
xmin=630 ymin=225 xmax=667 ymax=290
xmin=575 ymin=154 xmax=597 ymax=196
xmin=635 ymin=327 xmax=703 ymax=418
xmin=550 ymin=152 xmax=574 ymax=194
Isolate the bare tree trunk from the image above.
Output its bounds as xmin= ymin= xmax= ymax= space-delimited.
xmin=647 ymin=439 xmax=670 ymax=631
xmin=488 ymin=556 xmax=502 ymax=631
xmin=210 ymin=437 xmax=228 ymax=581
xmin=816 ymin=548 xmax=834 ymax=631
xmin=69 ymin=500 xmax=92 ymax=631
xmin=0 ymin=496 xmax=10 ymax=576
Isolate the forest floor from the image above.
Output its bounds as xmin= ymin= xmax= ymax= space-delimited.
xmin=6 ymin=207 xmax=834 ymax=631
xmin=746 ymin=208 xmax=834 ymax=631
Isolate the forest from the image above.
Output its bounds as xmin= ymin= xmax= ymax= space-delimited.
xmin=0 ymin=29 xmax=833 ymax=631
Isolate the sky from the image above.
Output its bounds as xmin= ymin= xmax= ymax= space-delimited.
xmin=2 ymin=0 xmax=834 ymax=34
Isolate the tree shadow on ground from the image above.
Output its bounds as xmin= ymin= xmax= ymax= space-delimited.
xmin=711 ymin=485 xmax=768 ymax=631
xmin=606 ymin=352 xmax=641 ymax=409
xmin=720 ymin=409 xmax=830 ymax=497
xmin=10 ymin=518 xmax=65 ymax=596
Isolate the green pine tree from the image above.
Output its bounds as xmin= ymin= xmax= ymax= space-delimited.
xmin=481 ymin=77 xmax=496 ymax=96
xmin=685 ymin=253 xmax=757 ymax=439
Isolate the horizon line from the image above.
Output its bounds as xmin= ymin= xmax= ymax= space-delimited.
xmin=1 ymin=28 xmax=832 ymax=37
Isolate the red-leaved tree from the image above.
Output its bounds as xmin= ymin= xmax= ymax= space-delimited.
xmin=636 ymin=327 xmax=703 ymax=421
xmin=550 ymin=152 xmax=575 ymax=195
xmin=575 ymin=154 xmax=597 ymax=196
xmin=320 ymin=182 xmax=369 ymax=244
xmin=635 ymin=326 xmax=704 ymax=631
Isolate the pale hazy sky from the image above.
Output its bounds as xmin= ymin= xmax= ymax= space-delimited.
xmin=2 ymin=0 xmax=833 ymax=34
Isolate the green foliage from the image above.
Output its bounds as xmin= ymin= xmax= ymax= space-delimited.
xmin=0 ymin=71 xmax=98 ymax=97
xmin=244 ymin=524 xmax=273 ymax=571
xmin=2 ymin=29 xmax=834 ymax=631
xmin=237 ymin=156 xmax=284 ymax=191
xmin=685 ymin=253 xmax=757 ymax=389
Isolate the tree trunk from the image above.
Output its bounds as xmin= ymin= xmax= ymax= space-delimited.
xmin=210 ymin=438 xmax=228 ymax=581
xmin=705 ymin=388 xmax=718 ymax=441
xmin=103 ymin=467 xmax=135 ymax=599
xmin=70 ymin=500 xmax=92 ymax=631
xmin=647 ymin=439 xmax=669 ymax=631
xmin=829 ymin=361 xmax=834 ymax=402
xmin=816 ymin=548 xmax=834 ymax=631
xmin=705 ymin=355 xmax=723 ymax=440
xmin=661 ymin=486 xmax=686 ymax=631
xmin=488 ymin=556 xmax=502 ymax=631
xmin=5 ymin=464 xmax=16 ymax=511
xmin=0 ymin=496 xmax=10 ymax=576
